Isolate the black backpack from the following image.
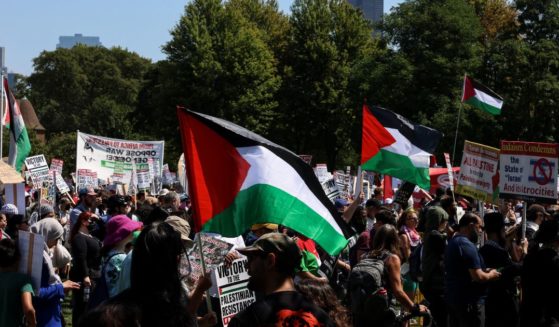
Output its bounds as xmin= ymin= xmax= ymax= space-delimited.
xmin=348 ymin=251 xmax=393 ymax=325
xmin=408 ymin=243 xmax=424 ymax=283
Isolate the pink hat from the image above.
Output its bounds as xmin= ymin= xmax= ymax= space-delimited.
xmin=103 ymin=215 xmax=143 ymax=249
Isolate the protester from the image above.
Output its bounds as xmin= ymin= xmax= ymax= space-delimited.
xmin=0 ymin=238 xmax=36 ymax=327
xmin=479 ymin=212 xmax=522 ymax=327
xmin=30 ymin=218 xmax=80 ymax=327
xmin=80 ymin=221 xmax=208 ymax=327
xmin=520 ymin=219 xmax=559 ymax=326
xmin=70 ymin=187 xmax=99 ymax=227
xmin=100 ymin=215 xmax=142 ymax=299
xmin=229 ymin=233 xmax=334 ymax=326
xmin=5 ymin=214 xmax=30 ymax=240
xmin=365 ymin=198 xmax=382 ymax=231
xmin=354 ymin=224 xmax=428 ymax=326
xmin=444 ymin=213 xmax=500 ymax=327
xmin=69 ymin=211 xmax=102 ymax=326
xmin=296 ymin=279 xmax=351 ymax=327
xmin=397 ymin=208 xmax=421 ymax=302
xmin=524 ymin=204 xmax=549 ymax=244
xmin=419 ymin=206 xmax=449 ymax=327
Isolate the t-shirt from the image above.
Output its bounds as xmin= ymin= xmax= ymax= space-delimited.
xmin=104 ymin=250 xmax=127 ymax=298
xmin=0 ymin=271 xmax=34 ymax=327
xmin=444 ymin=234 xmax=486 ymax=305
xmin=228 ymin=291 xmax=335 ymax=327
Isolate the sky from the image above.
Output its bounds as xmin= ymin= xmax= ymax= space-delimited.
xmin=0 ymin=0 xmax=403 ymax=76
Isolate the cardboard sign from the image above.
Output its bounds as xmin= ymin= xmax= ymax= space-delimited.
xmin=188 ymin=233 xmax=234 ymax=283
xmin=456 ymin=141 xmax=500 ymax=203
xmin=77 ymin=169 xmax=98 ymax=189
xmin=314 ymin=164 xmax=330 ymax=183
xmin=76 ymin=131 xmax=164 ymax=181
xmin=5 ymin=183 xmax=26 ymax=214
xmin=335 ymin=171 xmax=352 ymax=200
xmin=25 ymin=155 xmax=50 ymax=187
xmin=499 ymin=141 xmax=559 ymax=203
xmin=136 ymin=169 xmax=151 ymax=190
xmin=18 ymin=231 xmax=45 ymax=293
xmin=216 ymin=259 xmax=256 ymax=326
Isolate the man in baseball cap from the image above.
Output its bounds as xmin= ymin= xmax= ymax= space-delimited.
xmin=229 ymin=233 xmax=334 ymax=326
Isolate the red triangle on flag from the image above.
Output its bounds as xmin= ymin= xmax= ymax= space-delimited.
xmin=177 ymin=108 xmax=251 ymax=231
xmin=462 ymin=76 xmax=476 ymax=102
xmin=361 ymin=104 xmax=396 ymax=164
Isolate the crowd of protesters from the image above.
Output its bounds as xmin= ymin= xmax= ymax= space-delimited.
xmin=1 ymin=182 xmax=558 ymax=327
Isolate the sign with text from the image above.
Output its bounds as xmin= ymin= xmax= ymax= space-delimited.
xmin=76 ymin=131 xmax=164 ymax=181
xmin=444 ymin=153 xmax=454 ymax=192
xmin=77 ymin=169 xmax=98 ymax=190
xmin=456 ymin=141 xmax=500 ymax=203
xmin=24 ymin=155 xmax=50 ymax=187
xmin=50 ymin=159 xmax=63 ymax=176
xmin=499 ymin=141 xmax=559 ymax=203
xmin=216 ymin=259 xmax=256 ymax=327
xmin=394 ymin=182 xmax=416 ymax=207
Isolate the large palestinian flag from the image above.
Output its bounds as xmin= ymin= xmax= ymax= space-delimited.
xmin=2 ymin=77 xmax=31 ymax=171
xmin=177 ymin=108 xmax=351 ymax=255
xmin=462 ymin=75 xmax=503 ymax=115
xmin=361 ymin=104 xmax=442 ymax=190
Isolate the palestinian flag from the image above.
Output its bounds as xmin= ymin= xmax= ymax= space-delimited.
xmin=462 ymin=75 xmax=503 ymax=115
xmin=177 ymin=108 xmax=351 ymax=255
xmin=2 ymin=77 xmax=31 ymax=171
xmin=361 ymin=104 xmax=442 ymax=190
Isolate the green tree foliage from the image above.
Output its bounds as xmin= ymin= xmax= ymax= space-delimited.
xmin=28 ymin=45 xmax=151 ymax=139
xmin=277 ymin=0 xmax=374 ymax=168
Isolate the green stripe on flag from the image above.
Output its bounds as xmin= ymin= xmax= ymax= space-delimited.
xmin=465 ymin=97 xmax=501 ymax=115
xmin=15 ymin=129 xmax=31 ymax=172
xmin=202 ymin=184 xmax=348 ymax=255
xmin=362 ymin=149 xmax=430 ymax=190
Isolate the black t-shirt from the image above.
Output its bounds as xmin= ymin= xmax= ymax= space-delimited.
xmin=228 ymin=291 xmax=335 ymax=327
xmin=70 ymin=232 xmax=102 ymax=281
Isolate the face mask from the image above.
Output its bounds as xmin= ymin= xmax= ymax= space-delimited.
xmin=87 ymin=222 xmax=96 ymax=232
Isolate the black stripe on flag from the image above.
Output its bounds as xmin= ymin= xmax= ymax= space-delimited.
xmin=469 ymin=77 xmax=503 ymax=101
xmin=367 ymin=105 xmax=443 ymax=154
xmin=184 ymin=109 xmax=353 ymax=239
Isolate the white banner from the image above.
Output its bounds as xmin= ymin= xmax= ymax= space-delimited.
xmin=76 ymin=131 xmax=164 ymax=181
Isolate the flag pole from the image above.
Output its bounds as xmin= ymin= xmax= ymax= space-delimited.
xmin=452 ymin=103 xmax=464 ymax=167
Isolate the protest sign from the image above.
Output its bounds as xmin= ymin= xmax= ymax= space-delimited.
xmin=321 ymin=179 xmax=340 ymax=202
xmin=50 ymin=159 xmax=63 ymax=175
xmin=335 ymin=171 xmax=352 ymax=200
xmin=25 ymin=155 xmax=50 ymax=187
xmin=499 ymin=141 xmax=559 ymax=203
xmin=77 ymin=169 xmax=98 ymax=189
xmin=314 ymin=163 xmax=330 ymax=183
xmin=455 ymin=141 xmax=500 ymax=203
xmin=444 ymin=153 xmax=454 ymax=192
xmin=188 ymin=233 xmax=234 ymax=282
xmin=136 ymin=169 xmax=151 ymax=190
xmin=215 ymin=259 xmax=256 ymax=326
xmin=18 ymin=231 xmax=44 ymax=293
xmin=76 ymin=131 xmax=164 ymax=181
xmin=53 ymin=171 xmax=70 ymax=193
xmin=393 ymin=182 xmax=416 ymax=207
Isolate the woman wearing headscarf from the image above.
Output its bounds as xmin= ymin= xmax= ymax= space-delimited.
xmin=30 ymin=218 xmax=80 ymax=327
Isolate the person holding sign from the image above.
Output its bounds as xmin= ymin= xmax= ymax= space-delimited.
xmin=229 ymin=233 xmax=334 ymax=326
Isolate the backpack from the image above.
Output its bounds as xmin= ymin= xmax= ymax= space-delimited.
xmin=348 ymin=251 xmax=393 ymax=324
xmin=408 ymin=243 xmax=424 ymax=282
xmin=88 ymin=252 xmax=120 ymax=310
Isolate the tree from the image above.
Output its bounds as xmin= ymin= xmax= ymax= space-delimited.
xmin=28 ymin=45 xmax=152 ymax=139
xmin=372 ymin=0 xmax=484 ymax=160
xmin=277 ymin=0 xmax=375 ymax=168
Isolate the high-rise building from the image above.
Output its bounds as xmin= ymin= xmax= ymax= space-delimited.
xmin=0 ymin=47 xmax=6 ymax=75
xmin=56 ymin=34 xmax=102 ymax=49
xmin=348 ymin=0 xmax=383 ymax=24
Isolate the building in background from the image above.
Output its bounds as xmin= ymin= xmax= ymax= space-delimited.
xmin=57 ymin=33 xmax=102 ymax=49
xmin=0 ymin=47 xmax=6 ymax=75
xmin=348 ymin=0 xmax=383 ymax=24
